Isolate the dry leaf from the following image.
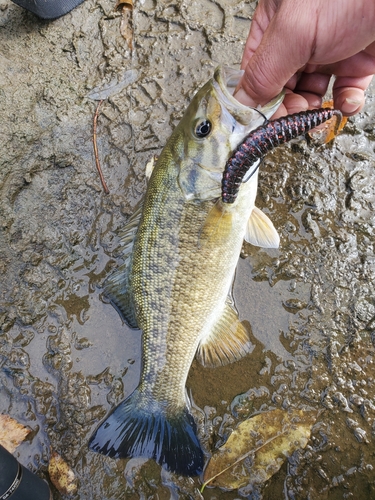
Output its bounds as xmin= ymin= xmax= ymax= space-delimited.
xmin=87 ymin=69 xmax=138 ymax=101
xmin=116 ymin=0 xmax=133 ymax=49
xmin=203 ymin=409 xmax=317 ymax=491
xmin=48 ymin=450 xmax=78 ymax=496
xmin=0 ymin=414 xmax=30 ymax=453
xmin=145 ymin=156 xmax=157 ymax=180
xmin=307 ymin=100 xmax=347 ymax=144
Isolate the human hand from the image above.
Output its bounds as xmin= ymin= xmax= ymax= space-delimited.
xmin=235 ymin=0 xmax=375 ymax=117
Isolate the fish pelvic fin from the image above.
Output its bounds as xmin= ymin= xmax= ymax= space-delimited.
xmin=89 ymin=390 xmax=204 ymax=476
xmin=199 ymin=199 xmax=232 ymax=247
xmin=245 ymin=206 xmax=280 ymax=248
xmin=196 ymin=301 xmax=254 ymax=367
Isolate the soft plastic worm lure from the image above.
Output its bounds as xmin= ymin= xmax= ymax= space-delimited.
xmin=222 ymin=108 xmax=342 ymax=203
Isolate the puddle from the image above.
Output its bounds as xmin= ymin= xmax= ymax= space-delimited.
xmin=1 ymin=0 xmax=375 ymax=498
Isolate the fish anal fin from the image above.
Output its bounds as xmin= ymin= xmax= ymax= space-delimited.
xmin=245 ymin=206 xmax=279 ymax=248
xmin=196 ymin=302 xmax=254 ymax=368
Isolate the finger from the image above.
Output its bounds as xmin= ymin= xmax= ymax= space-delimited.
xmin=294 ymin=72 xmax=331 ymax=99
xmin=235 ymin=89 xmax=320 ymax=118
xmin=333 ymin=75 xmax=373 ymax=115
xmin=240 ymin=0 xmax=279 ymax=69
xmin=240 ymin=17 xmax=267 ymax=70
xmin=239 ymin=4 xmax=315 ymax=107
xmin=234 ymin=87 xmax=258 ymax=107
xmin=312 ymin=50 xmax=375 ymax=80
xmin=281 ymin=91 xmax=310 ymax=115
xmin=234 ymin=86 xmax=289 ymax=115
xmin=262 ymin=91 xmax=310 ymax=119
xmin=234 ymin=76 xmax=308 ymax=116
xmin=294 ymin=92 xmax=322 ymax=110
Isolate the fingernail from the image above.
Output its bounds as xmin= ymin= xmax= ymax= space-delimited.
xmin=342 ymin=97 xmax=362 ymax=115
xmin=346 ymin=98 xmax=361 ymax=104
xmin=234 ymin=88 xmax=258 ymax=107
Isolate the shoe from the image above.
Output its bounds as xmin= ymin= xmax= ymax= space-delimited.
xmin=0 ymin=444 xmax=52 ymax=500
xmin=10 ymin=0 xmax=86 ymax=19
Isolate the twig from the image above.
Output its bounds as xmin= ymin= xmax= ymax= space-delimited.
xmin=93 ymin=100 xmax=109 ymax=194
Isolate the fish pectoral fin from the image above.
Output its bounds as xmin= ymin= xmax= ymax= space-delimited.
xmin=199 ymin=200 xmax=232 ymax=246
xmin=245 ymin=206 xmax=280 ymax=248
xmin=196 ymin=302 xmax=254 ymax=367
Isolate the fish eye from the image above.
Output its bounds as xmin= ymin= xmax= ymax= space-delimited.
xmin=194 ymin=119 xmax=212 ymax=138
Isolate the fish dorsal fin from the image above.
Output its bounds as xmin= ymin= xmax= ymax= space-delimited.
xmin=245 ymin=206 xmax=280 ymax=248
xmin=104 ymin=203 xmax=143 ymax=329
xmin=117 ymin=202 xmax=143 ymax=245
xmin=196 ymin=301 xmax=254 ymax=367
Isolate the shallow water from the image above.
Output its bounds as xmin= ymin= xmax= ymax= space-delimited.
xmin=1 ymin=0 xmax=375 ymax=498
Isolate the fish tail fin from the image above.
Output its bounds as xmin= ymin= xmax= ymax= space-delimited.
xmin=89 ymin=390 xmax=204 ymax=476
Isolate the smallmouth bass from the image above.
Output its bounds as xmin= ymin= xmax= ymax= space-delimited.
xmin=89 ymin=67 xmax=283 ymax=475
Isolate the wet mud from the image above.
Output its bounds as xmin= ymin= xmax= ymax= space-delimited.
xmin=1 ymin=0 xmax=375 ymax=498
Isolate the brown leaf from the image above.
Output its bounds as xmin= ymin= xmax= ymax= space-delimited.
xmin=48 ymin=450 xmax=78 ymax=496
xmin=0 ymin=414 xmax=30 ymax=453
xmin=203 ymin=409 xmax=317 ymax=491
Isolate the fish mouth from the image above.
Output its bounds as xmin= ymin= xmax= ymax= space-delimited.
xmin=212 ymin=66 xmax=284 ymax=127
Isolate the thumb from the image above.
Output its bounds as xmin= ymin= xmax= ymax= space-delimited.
xmin=236 ymin=3 xmax=313 ymax=106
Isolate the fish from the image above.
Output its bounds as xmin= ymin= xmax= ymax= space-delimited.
xmin=89 ymin=66 xmax=283 ymax=476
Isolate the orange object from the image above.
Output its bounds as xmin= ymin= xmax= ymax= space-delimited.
xmin=307 ymin=100 xmax=347 ymax=144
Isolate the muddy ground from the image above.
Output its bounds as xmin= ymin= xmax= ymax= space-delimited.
xmin=1 ymin=0 xmax=375 ymax=498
